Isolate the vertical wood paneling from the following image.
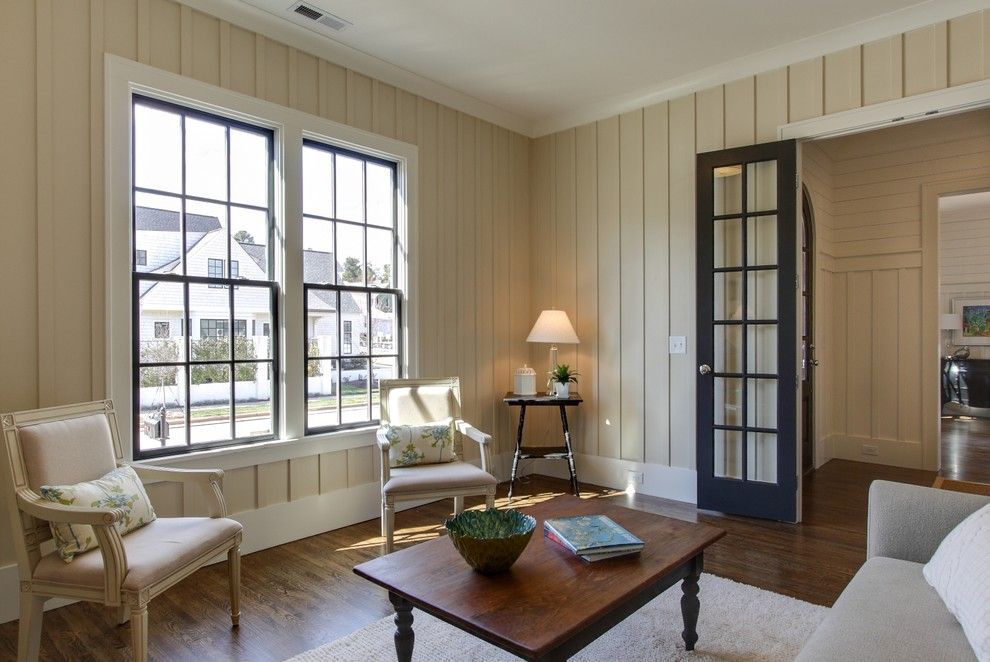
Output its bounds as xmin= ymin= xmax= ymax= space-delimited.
xmin=148 ymin=0 xmax=180 ymax=74
xmin=135 ymin=0 xmax=150 ymax=62
xmin=189 ymin=10 xmax=219 ymax=85
xmin=870 ymin=270 xmax=898 ymax=442
xmin=862 ymin=36 xmax=903 ymax=105
xmin=596 ymin=117 xmax=621 ymax=458
xmin=90 ymin=0 xmax=106 ymax=399
xmin=668 ymin=95 xmax=696 ymax=469
xmin=104 ymin=0 xmax=138 ymax=60
xmin=509 ymin=132 xmax=531 ymax=455
xmin=320 ymin=60 xmax=347 ymax=124
xmin=554 ymin=129 xmax=577 ymax=372
xmin=178 ymin=4 xmax=192 ymax=76
xmin=832 ymin=273 xmax=848 ymax=436
xmin=227 ymin=25 xmax=256 ymax=96
xmin=476 ymin=121 xmax=495 ymax=441
xmin=949 ymin=12 xmax=986 ymax=86
xmin=347 ymin=70 xmax=373 ymax=131
xmin=619 ymin=110 xmax=645 ymax=462
xmin=257 ymin=460 xmax=289 ymax=508
xmin=845 ymin=272 xmax=873 ymax=438
xmin=224 ymin=466 xmax=257 ymax=514
xmin=438 ymin=107 xmax=459 ymax=378
xmin=724 ymin=77 xmax=755 ymax=148
xmin=295 ymin=51 xmax=319 ymax=116
xmin=289 ymin=455 xmax=320 ymax=501
xmin=347 ymin=446 xmax=374 ymax=487
xmin=574 ymin=123 xmax=599 ymax=455
xmin=526 ymin=135 xmax=554 ymax=443
xmin=35 ymin=0 xmax=54 ymax=406
xmin=789 ymin=57 xmax=824 ymax=122
xmin=457 ymin=114 xmax=478 ymax=449
xmin=897 ymin=268 xmax=922 ymax=443
xmin=319 ymin=450 xmax=348 ymax=493
xmin=824 ymin=46 xmax=862 ymax=114
xmin=145 ymin=481 xmax=183 ymax=518
xmin=373 ymin=81 xmax=397 ymax=138
xmin=417 ymin=98 xmax=439 ymax=375
xmin=755 ymin=68 xmax=788 ymax=143
xmin=493 ymin=126 xmax=512 ymax=453
xmin=695 ymin=86 xmax=724 ymax=153
xmin=263 ymin=39 xmax=289 ymax=106
xmin=904 ymin=23 xmax=948 ymax=96
xmin=643 ymin=102 xmax=670 ymax=465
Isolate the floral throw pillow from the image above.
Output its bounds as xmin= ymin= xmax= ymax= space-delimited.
xmin=40 ymin=465 xmax=157 ymax=562
xmin=384 ymin=418 xmax=458 ymax=468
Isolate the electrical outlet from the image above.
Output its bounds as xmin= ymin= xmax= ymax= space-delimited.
xmin=626 ymin=470 xmax=644 ymax=485
xmin=861 ymin=444 xmax=879 ymax=457
xmin=668 ymin=336 xmax=686 ymax=354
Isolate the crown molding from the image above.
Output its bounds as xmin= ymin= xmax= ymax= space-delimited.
xmin=177 ymin=0 xmax=536 ymax=136
xmin=531 ymin=0 xmax=990 ymax=136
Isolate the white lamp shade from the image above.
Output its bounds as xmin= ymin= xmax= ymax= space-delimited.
xmin=526 ymin=310 xmax=579 ymax=344
xmin=941 ymin=313 xmax=963 ymax=331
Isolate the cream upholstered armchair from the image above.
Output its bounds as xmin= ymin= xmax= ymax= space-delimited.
xmin=377 ymin=378 xmax=497 ymax=553
xmin=1 ymin=400 xmax=242 ymax=662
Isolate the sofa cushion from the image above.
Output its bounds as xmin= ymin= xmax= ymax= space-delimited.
xmin=796 ymin=557 xmax=977 ymax=662
xmin=383 ymin=461 xmax=495 ymax=495
xmin=924 ymin=502 xmax=990 ymax=661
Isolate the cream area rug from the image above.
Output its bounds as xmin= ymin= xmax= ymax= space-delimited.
xmin=289 ymin=574 xmax=828 ymax=661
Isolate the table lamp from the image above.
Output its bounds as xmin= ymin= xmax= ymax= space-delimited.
xmin=940 ymin=313 xmax=962 ymax=358
xmin=527 ymin=309 xmax=579 ymax=395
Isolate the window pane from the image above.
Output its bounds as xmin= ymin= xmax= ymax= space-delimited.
xmin=230 ymin=128 xmax=268 ymax=208
xmin=134 ymin=104 xmax=182 ymax=194
xmin=372 ymin=293 xmax=397 ymax=355
xmin=138 ymin=366 xmax=187 ymax=451
xmin=747 ymin=324 xmax=777 ymax=374
xmin=190 ymin=283 xmax=231 ymax=360
xmin=341 ymin=357 xmax=370 ymax=423
xmin=186 ymin=200 xmax=228 ymax=274
xmin=307 ymin=359 xmax=339 ymax=429
xmin=367 ymin=227 xmax=394 ymax=287
xmin=747 ymin=270 xmax=777 ymax=320
xmin=231 ymin=207 xmax=269 ymax=279
xmin=337 ymin=223 xmax=365 ymax=285
xmin=713 ymin=166 xmax=742 ymax=216
xmin=747 ymin=160 xmax=777 ymax=212
xmin=235 ymin=363 xmax=272 ymax=439
xmin=340 ymin=291 xmax=369 ymax=356
xmin=367 ymin=162 xmax=394 ymax=227
xmin=185 ymin=117 xmax=227 ymax=201
xmin=303 ymin=218 xmax=334 ymax=283
xmin=747 ymin=215 xmax=777 ymax=266
xmin=747 ymin=378 xmax=777 ymax=429
xmin=235 ymin=286 xmax=271 ymax=360
xmin=189 ymin=364 xmax=231 ymax=444
xmin=713 ymin=429 xmax=743 ymax=479
xmin=714 ymin=324 xmax=741 ymax=374
xmin=714 ymin=218 xmax=742 ymax=269
xmin=714 ymin=271 xmax=743 ymax=321
xmin=303 ymin=145 xmax=333 ymax=217
xmin=371 ymin=357 xmax=398 ymax=415
xmin=335 ymin=154 xmax=364 ymax=222
xmin=307 ymin=290 xmax=338 ymax=357
xmin=134 ymin=192 xmax=183 ymax=274
xmin=747 ymin=432 xmax=777 ymax=483
xmin=138 ymin=280 xmax=186 ymax=363
xmin=713 ymin=377 xmax=743 ymax=427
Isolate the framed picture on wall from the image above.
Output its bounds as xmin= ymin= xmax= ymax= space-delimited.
xmin=953 ymin=298 xmax=990 ymax=346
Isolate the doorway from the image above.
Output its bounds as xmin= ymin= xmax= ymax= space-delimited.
xmin=801 ymin=186 xmax=816 ymax=475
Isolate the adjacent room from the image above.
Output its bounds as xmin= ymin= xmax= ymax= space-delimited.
xmin=2 ymin=1 xmax=990 ymax=661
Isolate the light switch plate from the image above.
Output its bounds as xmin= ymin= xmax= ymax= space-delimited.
xmin=668 ymin=336 xmax=686 ymax=354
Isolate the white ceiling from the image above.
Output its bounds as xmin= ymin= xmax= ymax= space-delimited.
xmin=232 ymin=0 xmax=988 ymax=135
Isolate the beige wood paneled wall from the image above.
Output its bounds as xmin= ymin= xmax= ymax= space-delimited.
xmin=531 ymin=10 xmax=990 ymax=472
xmin=0 ymin=0 xmax=531 ymax=567
xmin=809 ymin=109 xmax=990 ymax=468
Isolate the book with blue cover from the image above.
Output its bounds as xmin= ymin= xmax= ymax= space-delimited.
xmin=543 ymin=515 xmax=644 ymax=557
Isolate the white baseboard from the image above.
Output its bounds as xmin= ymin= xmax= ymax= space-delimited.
xmin=824 ymin=433 xmax=925 ymax=469
xmin=0 ymin=483 xmax=439 ymax=625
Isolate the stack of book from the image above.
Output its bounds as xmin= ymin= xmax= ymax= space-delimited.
xmin=543 ymin=514 xmax=644 ymax=562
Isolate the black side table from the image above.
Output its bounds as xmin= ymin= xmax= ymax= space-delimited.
xmin=503 ymin=392 xmax=582 ymax=498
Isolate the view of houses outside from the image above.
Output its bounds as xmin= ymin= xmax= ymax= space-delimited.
xmin=133 ymin=100 xmax=398 ymax=453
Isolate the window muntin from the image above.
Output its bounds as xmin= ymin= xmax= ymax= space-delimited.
xmin=302 ymin=141 xmax=401 ymax=433
xmin=132 ymin=96 xmax=278 ymax=458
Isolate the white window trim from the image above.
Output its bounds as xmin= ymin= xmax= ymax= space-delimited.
xmin=105 ymin=54 xmax=419 ymax=466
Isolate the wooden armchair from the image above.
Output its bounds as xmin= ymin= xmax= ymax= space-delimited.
xmin=377 ymin=378 xmax=497 ymax=553
xmin=1 ymin=400 xmax=242 ymax=662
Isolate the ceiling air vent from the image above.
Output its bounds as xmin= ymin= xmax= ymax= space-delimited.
xmin=289 ymin=1 xmax=352 ymax=32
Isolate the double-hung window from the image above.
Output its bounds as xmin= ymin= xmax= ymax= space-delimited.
xmin=132 ymin=96 xmax=278 ymax=457
xmin=302 ymin=141 xmax=402 ymax=432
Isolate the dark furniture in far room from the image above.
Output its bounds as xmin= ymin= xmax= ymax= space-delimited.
xmin=942 ymin=357 xmax=990 ymax=411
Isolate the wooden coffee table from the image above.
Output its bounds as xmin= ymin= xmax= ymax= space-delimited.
xmin=353 ymin=495 xmax=725 ymax=661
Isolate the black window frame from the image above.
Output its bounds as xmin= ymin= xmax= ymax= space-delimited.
xmin=302 ymin=140 xmax=402 ymax=435
xmin=131 ymin=95 xmax=279 ymax=460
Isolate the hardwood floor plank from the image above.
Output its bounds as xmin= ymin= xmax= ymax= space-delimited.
xmin=0 ymin=460 xmax=935 ymax=660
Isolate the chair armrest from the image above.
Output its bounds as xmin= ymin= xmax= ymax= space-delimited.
xmin=867 ymin=480 xmax=990 ymax=563
xmin=17 ymin=489 xmax=129 ymax=605
xmin=455 ymin=420 xmax=493 ymax=475
xmin=129 ymin=462 xmax=228 ymax=518
xmin=377 ymin=428 xmax=391 ymax=486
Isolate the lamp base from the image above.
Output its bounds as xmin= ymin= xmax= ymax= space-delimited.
xmin=547 ymin=345 xmax=558 ymax=396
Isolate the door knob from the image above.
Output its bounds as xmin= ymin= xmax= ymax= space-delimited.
xmin=810 ymin=359 xmax=820 ymax=367
xmin=698 ymin=364 xmax=712 ymax=375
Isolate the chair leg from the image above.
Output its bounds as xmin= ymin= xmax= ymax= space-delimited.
xmin=485 ymin=486 xmax=496 ymax=510
xmin=17 ymin=592 xmax=46 ymax=662
xmin=383 ymin=496 xmax=395 ymax=554
xmin=228 ymin=546 xmax=241 ymax=627
xmin=130 ymin=603 xmax=149 ymax=662
xmin=116 ymin=604 xmax=130 ymax=625
xmin=453 ymin=496 xmax=465 ymax=514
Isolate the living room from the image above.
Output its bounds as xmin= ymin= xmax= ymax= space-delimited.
xmin=2 ymin=0 xmax=990 ymax=660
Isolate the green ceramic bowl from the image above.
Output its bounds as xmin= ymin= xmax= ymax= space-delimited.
xmin=444 ymin=509 xmax=536 ymax=574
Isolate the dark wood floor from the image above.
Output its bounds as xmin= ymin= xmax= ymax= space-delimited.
xmin=0 ymin=459 xmax=935 ymax=661
xmin=941 ymin=416 xmax=990 ymax=484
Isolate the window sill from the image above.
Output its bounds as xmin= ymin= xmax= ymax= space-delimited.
xmin=134 ymin=425 xmax=379 ymax=473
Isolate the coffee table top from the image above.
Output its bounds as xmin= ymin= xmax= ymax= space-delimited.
xmin=354 ymin=495 xmax=725 ymax=659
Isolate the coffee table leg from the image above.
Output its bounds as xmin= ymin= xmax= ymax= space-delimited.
xmin=389 ymin=592 xmax=414 ymax=662
xmin=680 ymin=555 xmax=702 ymax=651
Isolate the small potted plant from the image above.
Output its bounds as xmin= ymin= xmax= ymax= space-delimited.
xmin=549 ymin=364 xmax=578 ymax=398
